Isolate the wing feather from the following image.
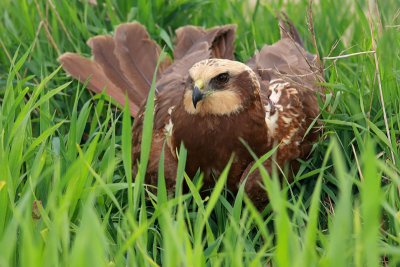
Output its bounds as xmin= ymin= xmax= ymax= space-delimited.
xmin=59 ymin=52 xmax=139 ymax=115
xmin=60 ymin=22 xmax=170 ymax=117
xmin=114 ymin=23 xmax=170 ymax=94
xmin=174 ymin=24 xmax=236 ymax=60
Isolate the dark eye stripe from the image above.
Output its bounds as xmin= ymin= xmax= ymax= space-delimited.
xmin=211 ymin=72 xmax=230 ymax=87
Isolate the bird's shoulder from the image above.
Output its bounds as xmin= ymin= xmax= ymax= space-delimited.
xmin=259 ymin=77 xmax=321 ymax=164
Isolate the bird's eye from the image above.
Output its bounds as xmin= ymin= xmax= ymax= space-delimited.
xmin=215 ymin=72 xmax=230 ymax=84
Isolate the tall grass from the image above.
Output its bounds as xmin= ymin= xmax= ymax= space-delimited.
xmin=0 ymin=0 xmax=399 ymax=266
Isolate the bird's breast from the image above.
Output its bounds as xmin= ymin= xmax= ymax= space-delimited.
xmin=170 ymin=105 xmax=269 ymax=189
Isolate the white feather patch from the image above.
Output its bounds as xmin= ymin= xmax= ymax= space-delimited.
xmin=164 ymin=106 xmax=175 ymax=136
xmin=265 ymin=109 xmax=279 ymax=136
xmin=269 ymin=89 xmax=282 ymax=103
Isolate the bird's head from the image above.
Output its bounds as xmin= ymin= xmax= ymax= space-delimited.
xmin=183 ymin=59 xmax=260 ymax=116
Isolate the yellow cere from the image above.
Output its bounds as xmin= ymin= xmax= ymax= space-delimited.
xmin=195 ymin=80 xmax=204 ymax=90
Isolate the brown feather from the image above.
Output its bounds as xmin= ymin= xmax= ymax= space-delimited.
xmin=59 ymin=52 xmax=139 ymax=115
xmin=278 ymin=12 xmax=304 ymax=47
xmin=208 ymin=25 xmax=236 ymax=59
xmin=60 ymin=22 xmax=171 ymax=117
xmin=247 ymin=38 xmax=321 ymax=87
xmin=88 ymin=36 xmax=143 ymax=110
xmin=114 ymin=23 xmax=170 ymax=94
xmin=174 ymin=26 xmax=208 ymax=60
xmin=174 ymin=25 xmax=236 ymax=60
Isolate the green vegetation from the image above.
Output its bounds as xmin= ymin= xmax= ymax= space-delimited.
xmin=0 ymin=0 xmax=399 ymax=266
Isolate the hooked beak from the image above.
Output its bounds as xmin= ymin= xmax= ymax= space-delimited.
xmin=192 ymin=85 xmax=204 ymax=108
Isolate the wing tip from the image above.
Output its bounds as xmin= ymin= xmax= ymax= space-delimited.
xmin=58 ymin=52 xmax=87 ymax=73
xmin=58 ymin=52 xmax=77 ymax=63
xmin=212 ymin=24 xmax=237 ymax=32
xmin=86 ymin=35 xmax=112 ymax=48
xmin=114 ymin=21 xmax=148 ymax=38
xmin=277 ymin=12 xmax=304 ymax=47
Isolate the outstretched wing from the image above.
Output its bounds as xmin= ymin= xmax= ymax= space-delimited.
xmin=59 ymin=22 xmax=236 ymax=118
xmin=246 ymin=15 xmax=324 ymax=165
xmin=241 ymin=16 xmax=325 ymax=207
xmin=59 ymin=23 xmax=170 ymax=117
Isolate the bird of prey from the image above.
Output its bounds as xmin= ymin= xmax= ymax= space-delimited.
xmin=59 ymin=17 xmax=324 ymax=206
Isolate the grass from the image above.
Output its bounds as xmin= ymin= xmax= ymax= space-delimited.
xmin=0 ymin=0 xmax=399 ymax=266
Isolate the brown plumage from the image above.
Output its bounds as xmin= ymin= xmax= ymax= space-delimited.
xmin=59 ymin=18 xmax=324 ymax=207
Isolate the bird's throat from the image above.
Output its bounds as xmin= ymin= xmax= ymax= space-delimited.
xmin=183 ymin=90 xmax=243 ymax=116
